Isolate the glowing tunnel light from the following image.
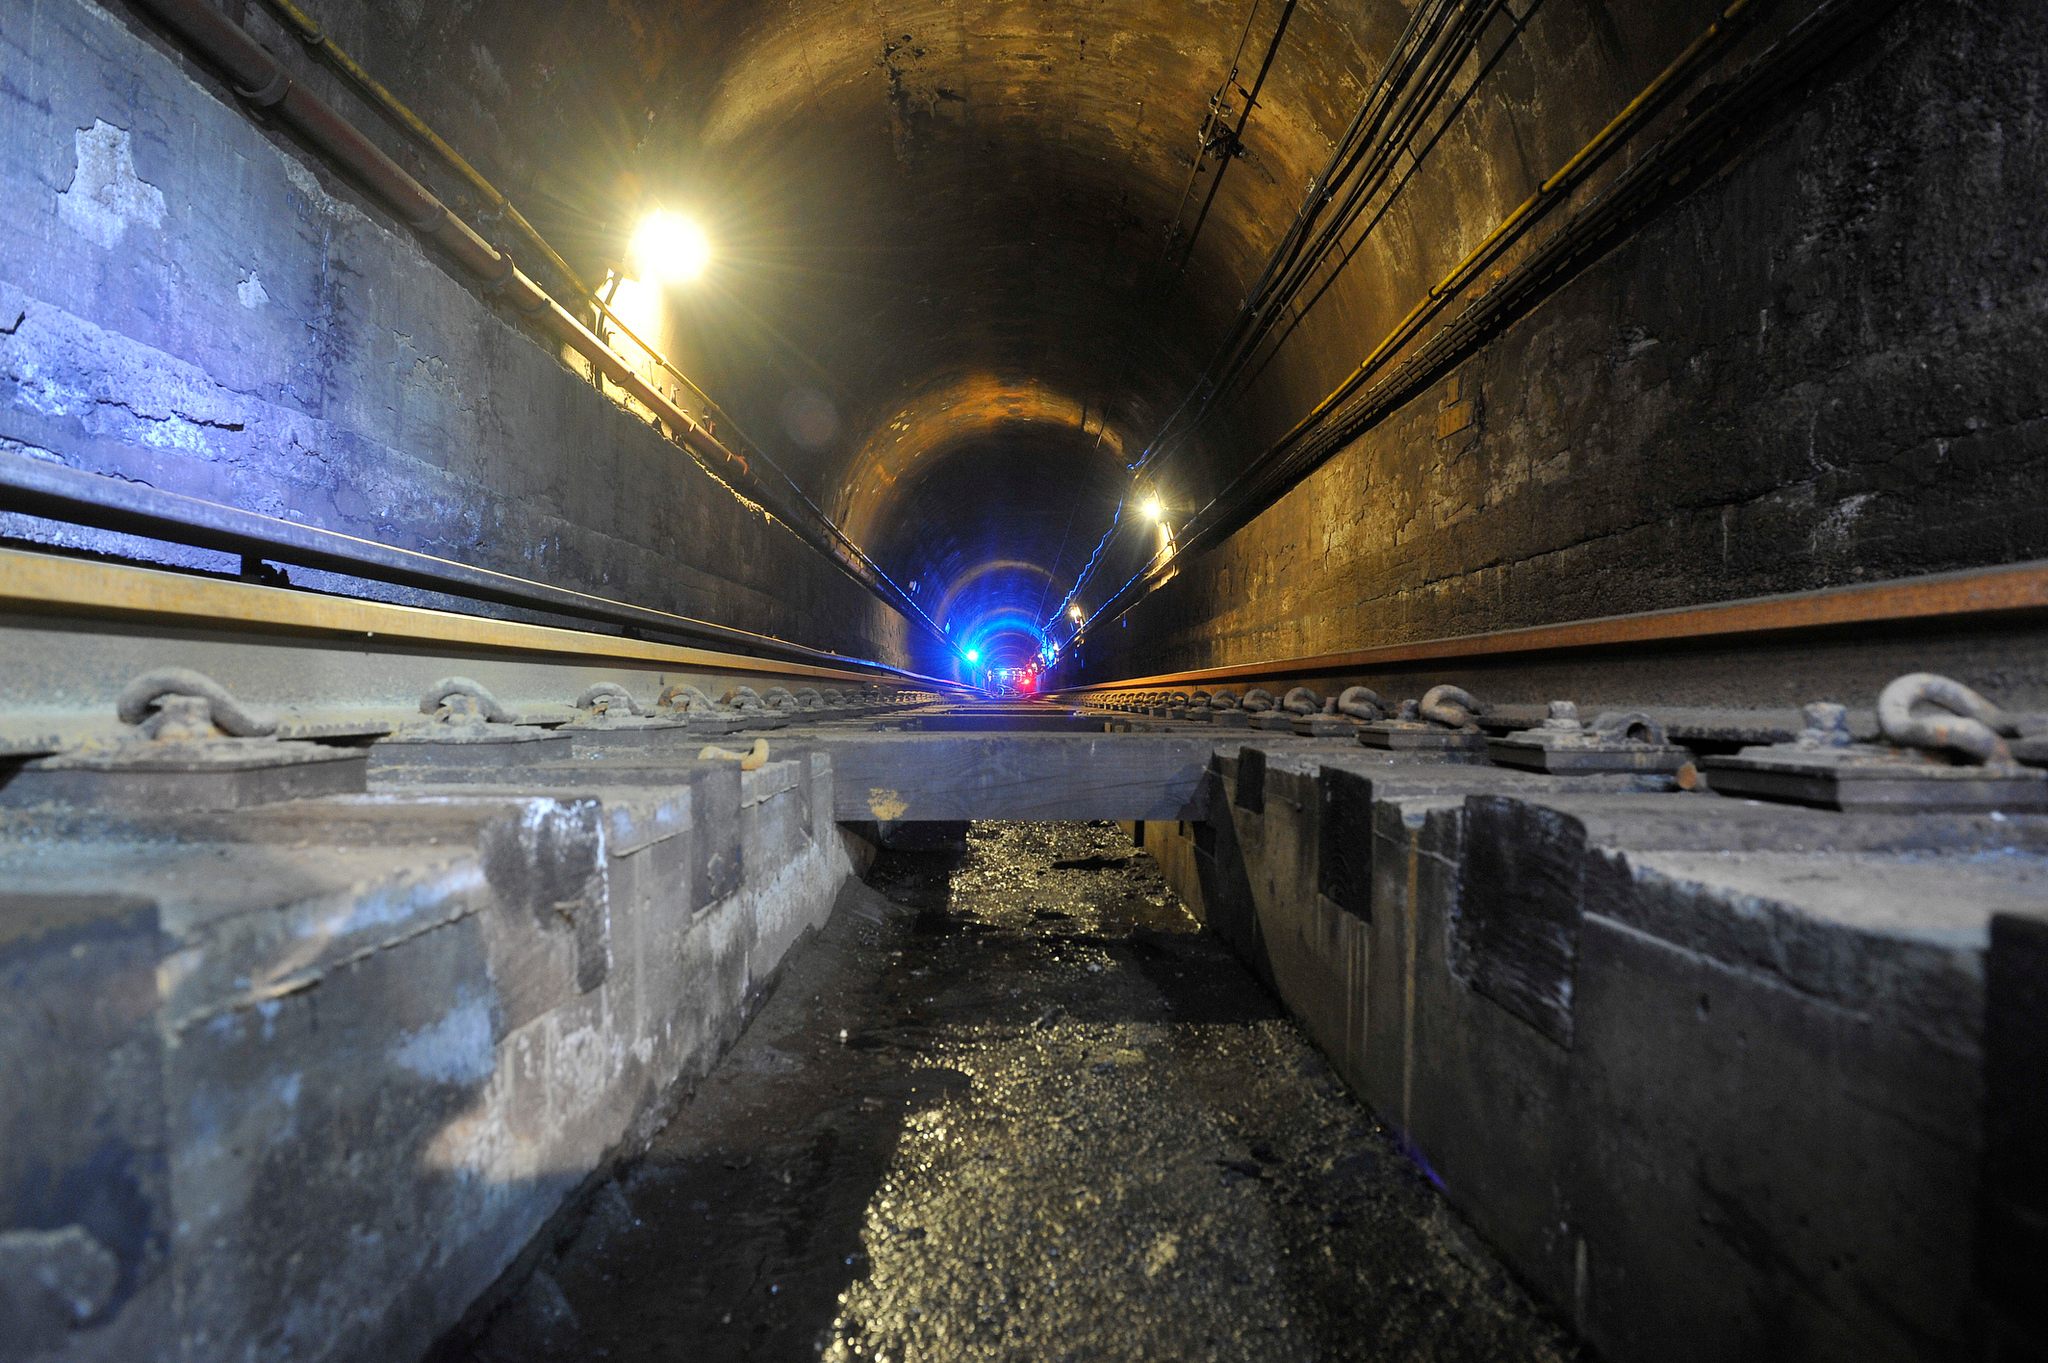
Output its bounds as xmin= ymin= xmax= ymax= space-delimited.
xmin=630 ymin=209 xmax=712 ymax=284
xmin=1141 ymin=493 xmax=1165 ymax=522
xmin=933 ymin=560 xmax=1065 ymax=688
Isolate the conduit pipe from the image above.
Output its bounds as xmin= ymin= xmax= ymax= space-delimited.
xmin=125 ymin=0 xmax=941 ymax=642
xmin=253 ymin=0 xmax=597 ymax=302
xmin=249 ymin=0 xmax=767 ymax=478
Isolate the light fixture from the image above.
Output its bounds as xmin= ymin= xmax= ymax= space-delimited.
xmin=965 ymin=648 xmax=981 ymax=664
xmin=1068 ymin=603 xmax=1085 ymax=624
xmin=630 ymin=209 xmax=711 ymax=284
xmin=1141 ymin=493 xmax=1165 ymax=523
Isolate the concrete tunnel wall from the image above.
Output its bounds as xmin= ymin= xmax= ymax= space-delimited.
xmin=11 ymin=0 xmax=2039 ymax=680
xmin=0 ymin=0 xmax=916 ymax=669
xmin=80 ymin=0 xmax=2021 ymax=678
xmin=168 ymin=0 xmax=2046 ymax=684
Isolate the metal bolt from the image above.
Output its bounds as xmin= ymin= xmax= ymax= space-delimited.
xmin=1795 ymin=702 xmax=1853 ymax=749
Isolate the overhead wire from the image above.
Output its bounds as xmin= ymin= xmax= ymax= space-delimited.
xmin=1169 ymin=0 xmax=1302 ymax=278
xmin=1051 ymin=0 xmax=1511 ymax=640
xmin=1204 ymin=0 xmax=1527 ymax=405
xmin=1235 ymin=0 xmax=1541 ymax=396
xmin=1076 ymin=0 xmax=1840 ymax=637
xmin=1140 ymin=0 xmax=1497 ymax=476
xmin=1041 ymin=0 xmax=1306 ymax=643
xmin=1163 ymin=0 xmax=1268 ymax=235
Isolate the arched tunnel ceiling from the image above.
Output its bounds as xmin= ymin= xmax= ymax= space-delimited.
xmin=633 ymin=0 xmax=1390 ymax=657
xmin=323 ymin=0 xmax=1720 ymax=666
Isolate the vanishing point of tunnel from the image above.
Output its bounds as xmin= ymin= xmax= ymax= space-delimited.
xmin=1 ymin=1 xmax=2045 ymax=1361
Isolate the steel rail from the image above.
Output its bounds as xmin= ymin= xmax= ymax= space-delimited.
xmin=0 ymin=450 xmax=927 ymax=678
xmin=1051 ymin=560 xmax=2048 ymax=693
xmin=0 ymin=546 xmax=971 ymax=691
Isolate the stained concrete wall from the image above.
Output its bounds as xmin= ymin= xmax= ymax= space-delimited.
xmin=1086 ymin=0 xmax=2048 ymax=680
xmin=2 ymin=745 xmax=854 ymax=1361
xmin=0 ymin=0 xmax=912 ymax=667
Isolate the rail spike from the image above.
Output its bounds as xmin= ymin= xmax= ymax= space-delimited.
xmin=575 ymin=682 xmax=646 ymax=717
xmin=1877 ymin=672 xmax=2019 ymax=765
xmin=1336 ymin=686 xmax=1385 ymax=721
xmin=1419 ymin=684 xmax=1483 ymax=731
xmin=116 ymin=667 xmax=278 ymax=741
xmin=419 ymin=676 xmax=515 ymax=723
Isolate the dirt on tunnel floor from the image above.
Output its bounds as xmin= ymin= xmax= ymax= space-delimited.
xmin=453 ymin=821 xmax=1581 ymax=1363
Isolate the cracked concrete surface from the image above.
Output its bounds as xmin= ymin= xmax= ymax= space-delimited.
xmin=56 ymin=120 xmax=165 ymax=251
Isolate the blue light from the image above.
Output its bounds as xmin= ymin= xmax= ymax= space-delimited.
xmin=964 ymin=648 xmax=981 ymax=663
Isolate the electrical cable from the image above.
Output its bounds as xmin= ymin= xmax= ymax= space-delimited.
xmin=1053 ymin=0 xmax=1506 ymax=636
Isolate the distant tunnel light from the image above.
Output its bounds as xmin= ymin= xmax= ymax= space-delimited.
xmin=630 ymin=210 xmax=711 ymax=283
xmin=1141 ymin=493 xmax=1165 ymax=522
xmin=1068 ymin=604 xmax=1085 ymax=624
xmin=965 ymin=648 xmax=982 ymax=663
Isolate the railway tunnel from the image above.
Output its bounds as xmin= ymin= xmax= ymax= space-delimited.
xmin=2 ymin=0 xmax=2045 ymax=1359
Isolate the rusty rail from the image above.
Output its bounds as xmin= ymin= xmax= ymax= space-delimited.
xmin=1053 ymin=560 xmax=2048 ymax=692
xmin=0 ymin=546 xmax=973 ymax=691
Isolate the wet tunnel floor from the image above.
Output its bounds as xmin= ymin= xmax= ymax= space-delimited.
xmin=460 ymin=822 xmax=1580 ymax=1363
